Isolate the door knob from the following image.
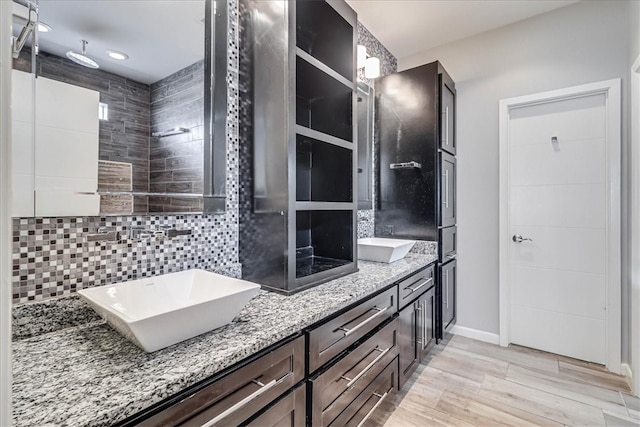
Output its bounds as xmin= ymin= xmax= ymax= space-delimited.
xmin=512 ymin=234 xmax=533 ymax=243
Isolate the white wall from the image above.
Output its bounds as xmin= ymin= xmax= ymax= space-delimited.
xmin=0 ymin=1 xmax=12 ymax=424
xmin=399 ymin=1 xmax=629 ymax=337
xmin=628 ymin=0 xmax=640 ymax=396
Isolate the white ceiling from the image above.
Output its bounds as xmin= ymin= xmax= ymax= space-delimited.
xmin=346 ymin=0 xmax=579 ymax=60
xmin=14 ymin=1 xmax=205 ymax=84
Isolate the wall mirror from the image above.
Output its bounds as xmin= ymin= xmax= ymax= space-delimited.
xmin=10 ymin=0 xmax=227 ymax=217
xmin=357 ymin=81 xmax=374 ymax=210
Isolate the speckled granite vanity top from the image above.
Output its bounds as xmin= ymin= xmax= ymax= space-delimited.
xmin=12 ymin=253 xmax=437 ymax=426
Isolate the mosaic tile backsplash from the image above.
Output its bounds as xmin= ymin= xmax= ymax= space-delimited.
xmin=12 ymin=215 xmax=241 ymax=303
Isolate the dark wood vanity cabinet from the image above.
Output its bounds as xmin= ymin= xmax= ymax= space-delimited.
xmin=307 ymin=286 xmax=396 ymax=374
xmin=438 ymin=259 xmax=457 ymax=335
xmin=439 ymin=152 xmax=456 ymax=228
xmin=398 ymin=269 xmax=436 ymax=389
xmin=440 ymin=77 xmax=456 ymax=156
xmin=128 ymin=336 xmax=305 ymax=427
xmin=375 ymin=60 xmax=458 ymax=343
xmin=308 ymin=318 xmax=398 ymax=426
xmin=439 ymin=226 xmax=457 ymax=263
xmin=245 ymin=385 xmax=306 ymax=427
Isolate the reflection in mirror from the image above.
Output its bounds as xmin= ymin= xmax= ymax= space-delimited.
xmin=357 ymin=81 xmax=374 ymax=209
xmin=10 ymin=0 xmax=226 ymax=216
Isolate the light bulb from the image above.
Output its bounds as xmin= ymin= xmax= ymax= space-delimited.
xmin=364 ymin=57 xmax=380 ymax=79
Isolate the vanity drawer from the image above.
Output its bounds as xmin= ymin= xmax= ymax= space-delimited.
xmin=308 ymin=287 xmax=397 ymax=373
xmin=139 ymin=335 xmax=305 ymax=427
xmin=244 ymin=384 xmax=306 ymax=427
xmin=439 ymin=226 xmax=457 ymax=263
xmin=329 ymin=357 xmax=398 ymax=427
xmin=309 ymin=318 xmax=398 ymax=426
xmin=398 ymin=265 xmax=434 ymax=310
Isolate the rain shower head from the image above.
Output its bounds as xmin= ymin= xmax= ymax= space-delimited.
xmin=66 ymin=40 xmax=99 ymax=69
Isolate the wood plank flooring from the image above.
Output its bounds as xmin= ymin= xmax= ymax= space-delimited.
xmin=372 ymin=334 xmax=638 ymax=427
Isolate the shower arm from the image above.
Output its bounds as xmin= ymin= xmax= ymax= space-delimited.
xmin=12 ymin=4 xmax=37 ymax=59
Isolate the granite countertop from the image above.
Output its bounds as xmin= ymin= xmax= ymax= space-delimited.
xmin=12 ymin=253 xmax=437 ymax=427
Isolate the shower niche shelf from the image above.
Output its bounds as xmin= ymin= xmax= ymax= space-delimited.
xmin=240 ymin=0 xmax=357 ymax=295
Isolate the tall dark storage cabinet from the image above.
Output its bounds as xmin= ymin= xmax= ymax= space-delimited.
xmin=239 ymin=0 xmax=358 ymax=294
xmin=375 ymin=61 xmax=457 ymax=340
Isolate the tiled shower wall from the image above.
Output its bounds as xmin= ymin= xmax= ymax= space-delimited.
xmin=11 ymin=2 xmax=395 ymax=304
xmin=11 ymin=0 xmax=241 ymax=303
xmin=149 ymin=60 xmax=206 ymax=212
xmin=14 ymin=49 xmax=152 ymax=194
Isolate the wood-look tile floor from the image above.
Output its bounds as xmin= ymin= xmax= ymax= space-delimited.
xmin=372 ymin=334 xmax=639 ymax=427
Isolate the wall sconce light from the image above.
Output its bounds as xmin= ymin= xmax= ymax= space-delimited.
xmin=357 ymin=44 xmax=381 ymax=79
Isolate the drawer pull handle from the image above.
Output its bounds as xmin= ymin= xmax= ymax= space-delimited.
xmin=202 ymin=372 xmax=292 ymax=427
xmin=356 ymin=389 xmax=390 ymax=427
xmin=340 ymin=347 xmax=390 ymax=388
xmin=446 ymin=254 xmax=456 ymax=259
xmin=340 ymin=307 xmax=389 ymax=337
xmin=404 ymin=277 xmax=433 ymax=295
xmin=442 ymin=169 xmax=450 ymax=208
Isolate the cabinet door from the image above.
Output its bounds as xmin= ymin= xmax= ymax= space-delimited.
xmin=440 ymin=82 xmax=456 ymax=155
xmin=418 ymin=286 xmax=436 ymax=361
xmin=244 ymin=385 xmax=305 ymax=427
xmin=308 ymin=287 xmax=396 ymax=374
xmin=398 ymin=302 xmax=419 ymax=390
xmin=439 ymin=226 xmax=457 ymax=263
xmin=138 ymin=336 xmax=305 ymax=427
xmin=309 ymin=319 xmax=398 ymax=427
xmin=441 ymin=260 xmax=457 ymax=332
xmin=440 ymin=152 xmax=456 ymax=227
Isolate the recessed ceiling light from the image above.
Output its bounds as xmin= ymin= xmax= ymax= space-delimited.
xmin=37 ymin=22 xmax=52 ymax=32
xmin=106 ymin=50 xmax=129 ymax=60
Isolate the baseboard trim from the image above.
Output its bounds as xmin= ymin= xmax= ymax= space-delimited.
xmin=621 ymin=363 xmax=633 ymax=389
xmin=451 ymin=325 xmax=500 ymax=345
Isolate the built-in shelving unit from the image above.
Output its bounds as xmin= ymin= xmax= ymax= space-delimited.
xmin=241 ymin=0 xmax=357 ymax=294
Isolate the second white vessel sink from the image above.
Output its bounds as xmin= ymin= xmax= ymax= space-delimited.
xmin=357 ymin=238 xmax=416 ymax=263
xmin=78 ymin=269 xmax=261 ymax=352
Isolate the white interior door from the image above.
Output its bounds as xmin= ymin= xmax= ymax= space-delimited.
xmin=508 ymin=93 xmax=609 ymax=364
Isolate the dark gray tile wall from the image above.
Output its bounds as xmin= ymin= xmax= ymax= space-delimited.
xmin=149 ymin=60 xmax=206 ymax=212
xmin=12 ymin=0 xmax=240 ymax=304
xmin=14 ymin=49 xmax=151 ymax=193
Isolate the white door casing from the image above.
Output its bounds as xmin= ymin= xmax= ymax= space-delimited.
xmin=631 ymin=55 xmax=640 ymax=396
xmin=499 ymin=80 xmax=621 ymax=373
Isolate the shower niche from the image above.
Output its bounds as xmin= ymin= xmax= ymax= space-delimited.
xmin=240 ymin=0 xmax=357 ymax=294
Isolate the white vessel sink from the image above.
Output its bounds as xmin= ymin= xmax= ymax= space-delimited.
xmin=357 ymin=238 xmax=416 ymax=263
xmin=78 ymin=269 xmax=261 ymax=352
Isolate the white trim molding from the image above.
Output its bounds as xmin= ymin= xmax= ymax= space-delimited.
xmin=451 ymin=325 xmax=500 ymax=345
xmin=621 ymin=363 xmax=633 ymax=389
xmin=498 ymin=79 xmax=622 ymax=374
xmin=0 ymin=0 xmax=12 ymax=424
xmin=630 ymin=54 xmax=640 ymax=396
